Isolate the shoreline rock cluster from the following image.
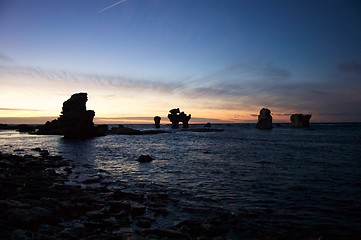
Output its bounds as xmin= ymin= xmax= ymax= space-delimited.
xmin=0 ymin=151 xmax=238 ymax=239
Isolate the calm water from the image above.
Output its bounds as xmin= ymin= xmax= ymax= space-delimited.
xmin=1 ymin=123 xmax=361 ymax=238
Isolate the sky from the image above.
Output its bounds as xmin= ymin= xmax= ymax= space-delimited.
xmin=1 ymin=0 xmax=361 ymax=124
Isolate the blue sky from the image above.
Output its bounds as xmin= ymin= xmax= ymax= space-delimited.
xmin=1 ymin=0 xmax=361 ymax=123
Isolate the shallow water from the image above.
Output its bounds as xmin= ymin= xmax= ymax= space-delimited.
xmin=1 ymin=123 xmax=361 ymax=237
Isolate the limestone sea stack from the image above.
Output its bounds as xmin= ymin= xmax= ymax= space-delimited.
xmin=37 ymin=93 xmax=105 ymax=138
xmin=154 ymin=116 xmax=161 ymax=128
xmin=167 ymin=108 xmax=191 ymax=128
xmin=290 ymin=114 xmax=312 ymax=128
xmin=256 ymin=108 xmax=273 ymax=130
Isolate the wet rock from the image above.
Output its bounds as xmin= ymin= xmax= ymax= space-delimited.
xmin=40 ymin=149 xmax=49 ymax=157
xmin=130 ymin=203 xmax=146 ymax=217
xmin=256 ymin=108 xmax=273 ymax=130
xmin=136 ymin=217 xmax=153 ymax=228
xmin=290 ymin=113 xmax=312 ymax=128
xmin=141 ymin=228 xmax=190 ymax=239
xmin=137 ymin=155 xmax=154 ymax=163
xmin=81 ymin=175 xmax=102 ymax=184
xmin=10 ymin=229 xmax=33 ymax=240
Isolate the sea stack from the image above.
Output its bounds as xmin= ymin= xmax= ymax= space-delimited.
xmin=37 ymin=93 xmax=105 ymax=138
xmin=154 ymin=116 xmax=161 ymax=128
xmin=256 ymin=108 xmax=273 ymax=130
xmin=290 ymin=114 xmax=312 ymax=128
xmin=167 ymin=108 xmax=191 ymax=128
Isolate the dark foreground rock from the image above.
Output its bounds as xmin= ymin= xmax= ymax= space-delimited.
xmin=0 ymin=151 xmax=230 ymax=239
xmin=1 ymin=151 xmax=357 ymax=239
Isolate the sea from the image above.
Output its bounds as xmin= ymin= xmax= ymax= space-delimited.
xmin=1 ymin=123 xmax=361 ymax=238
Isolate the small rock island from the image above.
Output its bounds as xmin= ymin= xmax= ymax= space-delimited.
xmin=167 ymin=108 xmax=191 ymax=128
xmin=290 ymin=114 xmax=312 ymax=128
xmin=256 ymin=108 xmax=273 ymax=130
xmin=37 ymin=93 xmax=105 ymax=138
xmin=154 ymin=116 xmax=161 ymax=128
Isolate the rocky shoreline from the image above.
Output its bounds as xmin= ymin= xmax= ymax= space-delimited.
xmin=0 ymin=151 xmax=233 ymax=239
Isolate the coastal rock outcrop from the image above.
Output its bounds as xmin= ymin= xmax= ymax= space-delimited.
xmin=154 ymin=116 xmax=161 ymax=128
xmin=256 ymin=108 xmax=273 ymax=130
xmin=290 ymin=114 xmax=312 ymax=128
xmin=37 ymin=93 xmax=105 ymax=138
xmin=167 ymin=108 xmax=191 ymax=128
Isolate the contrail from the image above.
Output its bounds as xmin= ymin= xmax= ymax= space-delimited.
xmin=98 ymin=0 xmax=126 ymax=13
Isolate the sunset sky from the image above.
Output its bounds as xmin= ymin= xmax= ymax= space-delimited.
xmin=1 ymin=0 xmax=361 ymax=124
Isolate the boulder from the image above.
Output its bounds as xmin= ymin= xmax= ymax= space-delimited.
xmin=256 ymin=108 xmax=273 ymax=130
xmin=137 ymin=155 xmax=154 ymax=163
xmin=290 ymin=114 xmax=312 ymax=128
xmin=167 ymin=108 xmax=191 ymax=128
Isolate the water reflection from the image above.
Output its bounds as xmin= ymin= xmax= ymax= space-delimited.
xmin=57 ymin=137 xmax=98 ymax=164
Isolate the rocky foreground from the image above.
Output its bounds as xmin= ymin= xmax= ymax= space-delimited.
xmin=0 ymin=151 xmax=233 ymax=240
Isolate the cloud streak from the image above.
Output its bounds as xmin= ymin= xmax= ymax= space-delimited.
xmin=98 ymin=0 xmax=126 ymax=13
xmin=1 ymin=60 xmax=361 ymax=122
xmin=0 ymin=107 xmax=40 ymax=111
xmin=338 ymin=60 xmax=361 ymax=74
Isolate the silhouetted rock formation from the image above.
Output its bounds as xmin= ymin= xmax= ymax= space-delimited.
xmin=137 ymin=155 xmax=154 ymax=163
xmin=37 ymin=119 xmax=62 ymax=135
xmin=0 ymin=124 xmax=36 ymax=133
xmin=154 ymin=116 xmax=161 ymax=128
xmin=256 ymin=108 xmax=273 ymax=130
xmin=290 ymin=114 xmax=312 ymax=128
xmin=204 ymin=122 xmax=211 ymax=128
xmin=167 ymin=108 xmax=191 ymax=128
xmin=110 ymin=124 xmax=168 ymax=135
xmin=37 ymin=93 xmax=105 ymax=138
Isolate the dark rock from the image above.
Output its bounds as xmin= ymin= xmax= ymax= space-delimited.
xmin=16 ymin=124 xmax=36 ymax=133
xmin=141 ymin=228 xmax=190 ymax=239
xmin=290 ymin=114 xmax=312 ymax=128
xmin=137 ymin=155 xmax=154 ymax=163
xmin=40 ymin=150 xmax=50 ymax=157
xmin=130 ymin=203 xmax=146 ymax=217
xmin=167 ymin=108 xmax=191 ymax=128
xmin=136 ymin=217 xmax=153 ymax=228
xmin=36 ymin=93 xmax=106 ymax=138
xmin=31 ymin=147 xmax=42 ymax=152
xmin=110 ymin=124 xmax=168 ymax=135
xmin=256 ymin=108 xmax=273 ymax=130
xmin=110 ymin=124 xmax=143 ymax=135
xmin=204 ymin=122 xmax=211 ymax=128
xmin=154 ymin=116 xmax=161 ymax=128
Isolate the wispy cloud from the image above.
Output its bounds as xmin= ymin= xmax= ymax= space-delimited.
xmin=0 ymin=52 xmax=14 ymax=64
xmin=0 ymin=65 xmax=183 ymax=93
xmin=0 ymin=107 xmax=40 ymax=111
xmin=98 ymin=0 xmax=126 ymax=14
xmin=2 ymin=61 xmax=361 ymax=122
xmin=338 ymin=60 xmax=361 ymax=74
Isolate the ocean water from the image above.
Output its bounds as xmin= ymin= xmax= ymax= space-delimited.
xmin=1 ymin=123 xmax=361 ymax=238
